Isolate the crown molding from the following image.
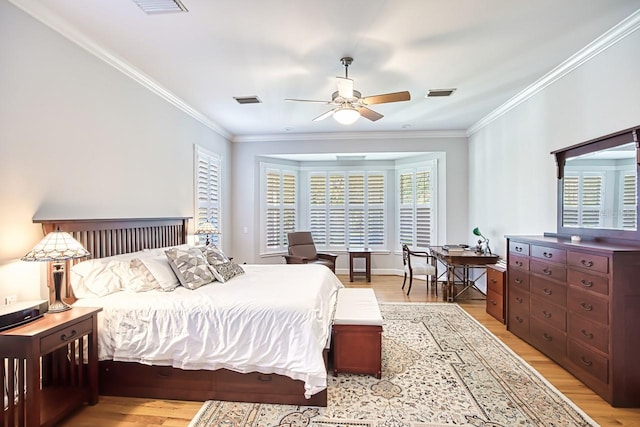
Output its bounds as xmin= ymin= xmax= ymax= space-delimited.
xmin=233 ymin=129 xmax=467 ymax=143
xmin=468 ymin=9 xmax=640 ymax=136
xmin=9 ymin=0 xmax=231 ymax=141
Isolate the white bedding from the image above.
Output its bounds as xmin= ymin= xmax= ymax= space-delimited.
xmin=73 ymin=263 xmax=342 ymax=398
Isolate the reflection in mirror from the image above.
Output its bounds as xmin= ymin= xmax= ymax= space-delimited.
xmin=562 ymin=142 xmax=637 ymax=231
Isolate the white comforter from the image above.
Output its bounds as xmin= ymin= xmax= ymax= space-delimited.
xmin=73 ymin=264 xmax=342 ymax=398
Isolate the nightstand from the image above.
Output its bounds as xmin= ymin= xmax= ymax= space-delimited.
xmin=0 ymin=307 xmax=102 ymax=427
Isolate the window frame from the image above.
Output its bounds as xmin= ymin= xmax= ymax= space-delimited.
xmin=259 ymin=162 xmax=299 ymax=255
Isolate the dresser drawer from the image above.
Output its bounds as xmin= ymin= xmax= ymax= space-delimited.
xmin=567 ymin=269 xmax=608 ymax=296
xmin=509 ymin=241 xmax=530 ymax=256
xmin=531 ymin=245 xmax=566 ymax=264
xmin=530 ymin=276 xmax=566 ymax=306
xmin=568 ymin=251 xmax=608 ymax=274
xmin=568 ymin=314 xmax=609 ymax=354
xmin=40 ymin=317 xmax=93 ymax=354
xmin=487 ymin=268 xmax=504 ymax=295
xmin=568 ymin=287 xmax=609 ymax=325
xmin=530 ymin=317 xmax=566 ymax=361
xmin=507 ymin=302 xmax=530 ymax=339
xmin=508 ymin=269 xmax=530 ymax=292
xmin=486 ymin=289 xmax=504 ymax=323
xmin=568 ymin=340 xmax=609 ymax=385
xmin=509 ymin=254 xmax=529 ymax=270
xmin=530 ymin=259 xmax=566 ymax=282
xmin=531 ymin=295 xmax=566 ymax=331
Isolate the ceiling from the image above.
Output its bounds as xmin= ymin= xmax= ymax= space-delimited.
xmin=13 ymin=0 xmax=640 ymax=139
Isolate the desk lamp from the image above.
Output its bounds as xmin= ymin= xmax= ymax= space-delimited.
xmin=195 ymin=222 xmax=219 ymax=246
xmin=22 ymin=228 xmax=90 ymax=313
xmin=472 ymin=227 xmax=492 ymax=255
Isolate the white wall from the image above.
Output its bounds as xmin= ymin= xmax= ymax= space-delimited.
xmin=468 ymin=28 xmax=640 ymax=257
xmin=231 ymin=135 xmax=468 ymax=273
xmin=0 ymin=2 xmax=231 ymax=303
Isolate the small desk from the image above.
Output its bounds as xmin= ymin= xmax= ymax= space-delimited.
xmin=430 ymin=247 xmax=499 ymax=302
xmin=348 ymin=248 xmax=371 ymax=282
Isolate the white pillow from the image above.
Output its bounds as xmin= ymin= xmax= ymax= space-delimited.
xmin=135 ymin=256 xmax=180 ymax=291
xmin=126 ymin=259 xmax=160 ymax=292
xmin=70 ymin=259 xmax=129 ymax=298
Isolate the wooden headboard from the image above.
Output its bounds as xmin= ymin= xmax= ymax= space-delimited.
xmin=33 ymin=217 xmax=190 ymax=303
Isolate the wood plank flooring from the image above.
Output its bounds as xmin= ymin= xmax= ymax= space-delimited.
xmin=60 ymin=275 xmax=640 ymax=427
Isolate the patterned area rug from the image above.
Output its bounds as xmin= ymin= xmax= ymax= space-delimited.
xmin=189 ymin=303 xmax=598 ymax=427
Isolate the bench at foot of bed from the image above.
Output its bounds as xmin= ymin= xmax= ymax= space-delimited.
xmin=332 ymin=288 xmax=383 ymax=379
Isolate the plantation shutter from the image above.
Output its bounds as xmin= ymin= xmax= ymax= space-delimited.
xmin=397 ymin=162 xmax=435 ymax=250
xmin=260 ymin=164 xmax=298 ymax=253
xmin=398 ymin=171 xmax=414 ymax=245
xmin=622 ymin=172 xmax=637 ymax=229
xmin=195 ymin=146 xmax=221 ymax=246
xmin=581 ymin=174 xmax=603 ymax=227
xmin=328 ymin=174 xmax=346 ymax=247
xmin=348 ymin=174 xmax=365 ymax=247
xmin=563 ymin=173 xmax=603 ymax=228
xmin=309 ymin=174 xmax=327 ymax=245
xmin=367 ymin=173 xmax=385 ymax=247
xmin=562 ymin=175 xmax=579 ymax=226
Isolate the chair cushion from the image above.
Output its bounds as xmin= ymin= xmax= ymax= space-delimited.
xmin=334 ymin=288 xmax=382 ymax=326
xmin=405 ymin=262 xmax=436 ymax=275
xmin=290 ymin=243 xmax=318 ymax=260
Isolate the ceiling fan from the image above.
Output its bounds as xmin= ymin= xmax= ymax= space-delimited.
xmin=285 ymin=57 xmax=411 ymax=125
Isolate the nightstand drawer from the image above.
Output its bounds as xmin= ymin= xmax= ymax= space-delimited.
xmin=41 ymin=317 xmax=93 ymax=354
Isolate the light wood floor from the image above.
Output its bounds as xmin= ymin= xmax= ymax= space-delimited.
xmin=61 ymin=275 xmax=640 ymax=427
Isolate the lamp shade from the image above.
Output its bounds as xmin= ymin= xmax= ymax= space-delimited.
xmin=22 ymin=231 xmax=90 ymax=262
xmin=195 ymin=222 xmax=219 ymax=235
xmin=333 ymin=105 xmax=360 ymax=125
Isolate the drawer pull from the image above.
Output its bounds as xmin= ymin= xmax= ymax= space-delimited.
xmin=543 ymin=252 xmax=553 ymax=259
xmin=581 ymin=260 xmax=594 ymax=268
xmin=580 ymin=279 xmax=594 ymax=288
xmin=60 ymin=329 xmax=77 ymax=342
xmin=542 ymin=310 xmax=552 ymax=318
xmin=491 ymin=279 xmax=497 ymax=284
xmin=515 ymin=297 xmax=523 ymax=304
xmin=515 ymin=316 xmax=523 ymax=323
xmin=543 ymin=333 xmax=552 ymax=341
xmin=581 ymin=329 xmax=594 ymax=340
xmin=515 ymin=247 xmax=523 ymax=252
xmin=580 ymin=302 xmax=593 ymax=311
xmin=580 ymin=356 xmax=593 ymax=367
xmin=542 ymin=268 xmax=552 ymax=275
xmin=490 ymin=300 xmax=497 ymax=306
xmin=257 ymin=375 xmax=272 ymax=382
xmin=514 ymin=278 xmax=523 ymax=284
xmin=543 ymin=288 xmax=552 ymax=295
xmin=515 ymin=261 xmax=523 ymax=267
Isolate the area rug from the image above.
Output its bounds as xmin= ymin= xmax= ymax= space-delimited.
xmin=189 ymin=303 xmax=598 ymax=427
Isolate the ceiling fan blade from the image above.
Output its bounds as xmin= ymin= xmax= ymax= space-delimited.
xmin=361 ymin=91 xmax=411 ymax=105
xmin=356 ymin=106 xmax=383 ymax=122
xmin=336 ymin=77 xmax=354 ymax=99
xmin=313 ymin=108 xmax=337 ymax=121
xmin=285 ymin=98 xmax=333 ymax=104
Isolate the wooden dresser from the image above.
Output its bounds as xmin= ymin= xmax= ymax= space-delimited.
xmin=505 ymin=235 xmax=640 ymax=407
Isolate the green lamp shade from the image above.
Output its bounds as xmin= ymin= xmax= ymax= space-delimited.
xmin=473 ymin=227 xmax=482 ymax=237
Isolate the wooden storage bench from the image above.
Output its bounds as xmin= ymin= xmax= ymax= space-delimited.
xmin=332 ymin=288 xmax=383 ymax=378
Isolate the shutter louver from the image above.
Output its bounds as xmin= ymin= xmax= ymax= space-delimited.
xmin=563 ymin=175 xmax=579 ymax=226
xmin=622 ymin=172 xmax=637 ymax=229
xmin=196 ymin=147 xmax=221 ymax=246
xmin=261 ymin=165 xmax=298 ymax=253
xmin=309 ymin=174 xmax=327 ymax=245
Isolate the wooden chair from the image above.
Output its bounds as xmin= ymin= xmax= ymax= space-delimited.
xmin=284 ymin=231 xmax=337 ymax=273
xmin=402 ymin=244 xmax=438 ymax=296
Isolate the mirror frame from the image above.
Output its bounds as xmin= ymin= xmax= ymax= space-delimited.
xmin=552 ymin=126 xmax=640 ymax=241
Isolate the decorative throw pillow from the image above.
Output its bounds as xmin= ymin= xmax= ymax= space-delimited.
xmin=210 ymin=261 xmax=244 ymax=283
xmin=165 ymin=247 xmax=215 ymax=290
xmin=201 ymin=245 xmax=229 ymax=266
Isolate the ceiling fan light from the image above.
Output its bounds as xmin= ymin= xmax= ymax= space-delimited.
xmin=333 ymin=106 xmax=360 ymax=125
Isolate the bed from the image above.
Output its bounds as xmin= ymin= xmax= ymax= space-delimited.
xmin=35 ymin=217 xmax=341 ymax=406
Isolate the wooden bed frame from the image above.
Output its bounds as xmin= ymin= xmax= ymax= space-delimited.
xmin=34 ymin=217 xmax=328 ymax=406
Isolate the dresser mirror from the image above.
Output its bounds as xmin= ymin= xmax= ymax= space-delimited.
xmin=552 ymin=126 xmax=639 ymax=241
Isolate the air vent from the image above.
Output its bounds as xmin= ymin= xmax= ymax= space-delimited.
xmin=426 ymin=88 xmax=456 ymax=97
xmin=132 ymin=0 xmax=188 ymax=14
xmin=233 ymin=96 xmax=262 ymax=105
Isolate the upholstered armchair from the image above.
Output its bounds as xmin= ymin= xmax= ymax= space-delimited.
xmin=284 ymin=231 xmax=337 ymax=273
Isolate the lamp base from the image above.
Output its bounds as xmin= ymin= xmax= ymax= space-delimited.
xmin=48 ymin=298 xmax=71 ymax=313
